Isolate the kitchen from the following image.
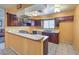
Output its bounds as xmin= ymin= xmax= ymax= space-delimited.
xmin=2 ymin=4 xmax=77 ymax=55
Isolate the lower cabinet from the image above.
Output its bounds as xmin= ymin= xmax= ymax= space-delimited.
xmin=50 ymin=33 xmax=59 ymax=44
xmin=5 ymin=32 xmax=48 ymax=55
xmin=42 ymin=32 xmax=59 ymax=44
xmin=5 ymin=32 xmax=24 ymax=54
xmin=5 ymin=32 xmax=13 ymax=48
xmin=11 ymin=35 xmax=24 ymax=54
xmin=43 ymin=38 xmax=48 ymax=55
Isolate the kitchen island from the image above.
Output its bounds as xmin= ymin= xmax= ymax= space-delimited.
xmin=5 ymin=30 xmax=48 ymax=55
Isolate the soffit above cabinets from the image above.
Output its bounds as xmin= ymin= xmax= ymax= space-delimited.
xmin=16 ymin=4 xmax=76 ymax=17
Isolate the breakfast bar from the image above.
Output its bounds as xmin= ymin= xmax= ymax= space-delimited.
xmin=5 ymin=30 xmax=48 ymax=55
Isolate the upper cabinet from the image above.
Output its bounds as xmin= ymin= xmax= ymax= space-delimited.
xmin=55 ymin=16 xmax=74 ymax=21
xmin=7 ymin=13 xmax=19 ymax=26
xmin=34 ymin=20 xmax=41 ymax=26
xmin=7 ymin=13 xmax=42 ymax=26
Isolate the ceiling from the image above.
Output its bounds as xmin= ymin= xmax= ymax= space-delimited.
xmin=24 ymin=4 xmax=76 ymax=16
xmin=0 ymin=4 xmax=76 ymax=16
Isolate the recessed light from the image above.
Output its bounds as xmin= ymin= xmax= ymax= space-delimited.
xmin=54 ymin=8 xmax=61 ymax=12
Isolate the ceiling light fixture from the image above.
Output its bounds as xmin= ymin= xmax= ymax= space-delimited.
xmin=54 ymin=8 xmax=61 ymax=12
xmin=54 ymin=4 xmax=61 ymax=12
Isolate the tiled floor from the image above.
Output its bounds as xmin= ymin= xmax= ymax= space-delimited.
xmin=0 ymin=48 xmax=17 ymax=55
xmin=0 ymin=42 xmax=76 ymax=55
xmin=0 ymin=43 xmax=17 ymax=55
xmin=0 ymin=43 xmax=5 ymax=50
xmin=48 ymin=42 xmax=76 ymax=55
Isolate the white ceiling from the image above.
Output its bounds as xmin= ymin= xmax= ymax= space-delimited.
xmin=24 ymin=4 xmax=76 ymax=16
xmin=0 ymin=4 xmax=76 ymax=16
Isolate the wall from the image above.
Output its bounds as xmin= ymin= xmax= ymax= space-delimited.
xmin=53 ymin=10 xmax=74 ymax=44
xmin=59 ymin=21 xmax=73 ymax=43
xmin=73 ymin=5 xmax=79 ymax=54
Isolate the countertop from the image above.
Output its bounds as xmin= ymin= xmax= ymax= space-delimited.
xmin=6 ymin=30 xmax=48 ymax=41
xmin=33 ymin=29 xmax=60 ymax=33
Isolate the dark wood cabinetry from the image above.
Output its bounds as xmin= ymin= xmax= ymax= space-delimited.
xmin=43 ymin=38 xmax=48 ymax=55
xmin=34 ymin=20 xmax=41 ymax=26
xmin=52 ymin=16 xmax=74 ymax=27
xmin=55 ymin=16 xmax=74 ymax=22
xmin=42 ymin=32 xmax=59 ymax=44
xmin=7 ymin=13 xmax=41 ymax=26
xmin=7 ymin=13 xmax=11 ymax=26
xmin=7 ymin=13 xmax=73 ymax=27
xmin=55 ymin=20 xmax=60 ymax=27
xmin=7 ymin=13 xmax=18 ymax=26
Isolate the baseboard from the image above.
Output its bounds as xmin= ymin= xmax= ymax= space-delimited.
xmin=59 ymin=40 xmax=72 ymax=44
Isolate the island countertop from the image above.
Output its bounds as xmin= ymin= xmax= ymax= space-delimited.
xmin=6 ymin=30 xmax=48 ymax=41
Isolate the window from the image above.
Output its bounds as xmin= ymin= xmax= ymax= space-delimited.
xmin=43 ymin=20 xmax=55 ymax=29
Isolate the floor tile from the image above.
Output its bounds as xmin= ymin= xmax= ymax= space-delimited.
xmin=48 ymin=42 xmax=76 ymax=55
xmin=0 ymin=42 xmax=76 ymax=55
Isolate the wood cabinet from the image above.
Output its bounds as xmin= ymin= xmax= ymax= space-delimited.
xmin=55 ymin=20 xmax=60 ymax=27
xmin=11 ymin=34 xmax=24 ymax=54
xmin=5 ymin=32 xmax=48 ymax=55
xmin=7 ymin=13 xmax=18 ymax=26
xmin=5 ymin=32 xmax=13 ymax=48
xmin=42 ymin=32 xmax=59 ymax=44
xmin=55 ymin=16 xmax=74 ymax=22
xmin=34 ymin=20 xmax=41 ymax=26
xmin=21 ymin=20 xmax=41 ymax=26
xmin=7 ymin=13 xmax=11 ymax=26
xmin=5 ymin=32 xmax=25 ymax=54
xmin=7 ymin=13 xmax=41 ymax=26
xmin=43 ymin=38 xmax=48 ymax=55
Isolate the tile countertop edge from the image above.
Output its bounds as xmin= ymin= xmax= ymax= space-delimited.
xmin=6 ymin=31 xmax=49 ymax=41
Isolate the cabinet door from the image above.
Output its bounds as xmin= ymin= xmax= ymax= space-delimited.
xmin=34 ymin=20 xmax=41 ymax=26
xmin=42 ymin=32 xmax=51 ymax=42
xmin=7 ymin=13 xmax=18 ymax=26
xmin=42 ymin=32 xmax=59 ymax=44
xmin=50 ymin=33 xmax=59 ymax=44
xmin=24 ymin=39 xmax=42 ymax=55
xmin=55 ymin=20 xmax=60 ymax=27
xmin=43 ymin=39 xmax=48 ymax=55
xmin=5 ymin=32 xmax=13 ymax=48
xmin=7 ymin=13 xmax=11 ymax=26
xmin=10 ymin=34 xmax=24 ymax=54
xmin=5 ymin=33 xmax=24 ymax=54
